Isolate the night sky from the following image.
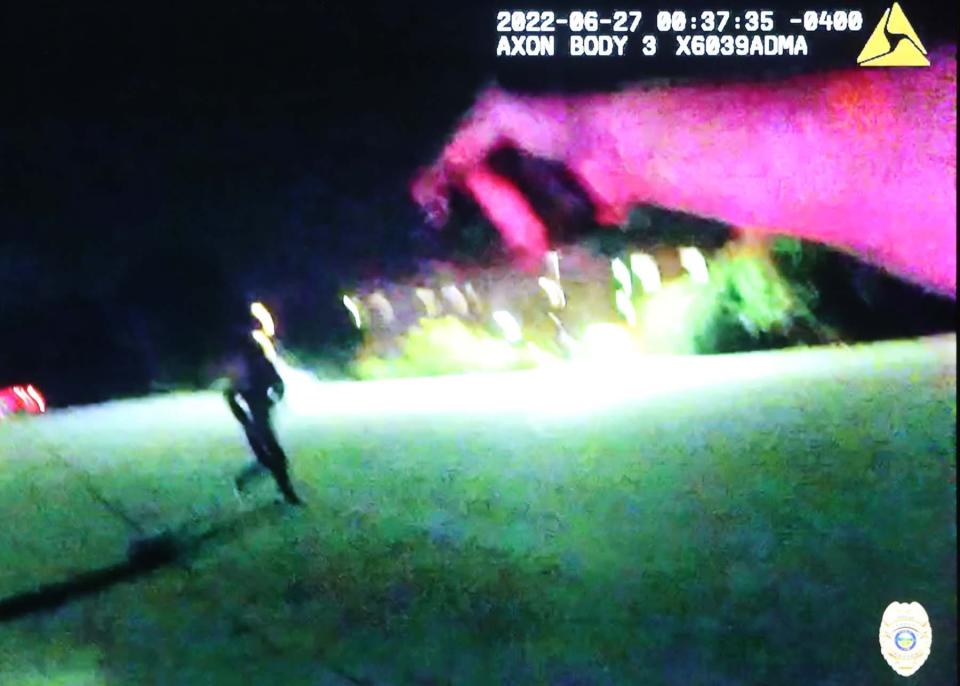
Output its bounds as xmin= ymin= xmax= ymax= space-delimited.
xmin=2 ymin=1 xmax=955 ymax=404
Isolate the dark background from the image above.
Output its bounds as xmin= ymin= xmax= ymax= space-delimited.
xmin=1 ymin=1 xmax=956 ymax=404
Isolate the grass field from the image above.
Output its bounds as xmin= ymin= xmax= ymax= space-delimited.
xmin=0 ymin=336 xmax=956 ymax=685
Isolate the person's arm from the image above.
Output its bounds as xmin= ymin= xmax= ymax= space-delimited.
xmin=225 ymin=389 xmax=249 ymax=425
xmin=268 ymin=377 xmax=285 ymax=404
xmin=412 ymin=48 xmax=957 ymax=295
xmin=263 ymin=358 xmax=285 ymax=404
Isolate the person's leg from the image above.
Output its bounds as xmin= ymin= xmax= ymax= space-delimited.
xmin=262 ymin=436 xmax=303 ymax=505
xmin=230 ymin=392 xmax=271 ymax=493
xmin=249 ymin=403 xmax=303 ymax=505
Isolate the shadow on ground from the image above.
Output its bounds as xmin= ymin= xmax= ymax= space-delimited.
xmin=0 ymin=502 xmax=283 ymax=622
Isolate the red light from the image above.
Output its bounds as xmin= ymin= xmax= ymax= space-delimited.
xmin=25 ymin=385 xmax=46 ymax=413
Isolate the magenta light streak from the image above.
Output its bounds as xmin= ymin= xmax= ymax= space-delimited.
xmin=412 ymin=49 xmax=957 ymax=295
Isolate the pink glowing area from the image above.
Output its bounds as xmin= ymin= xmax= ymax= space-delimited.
xmin=411 ymin=48 xmax=957 ymax=296
xmin=0 ymin=384 xmax=47 ymax=417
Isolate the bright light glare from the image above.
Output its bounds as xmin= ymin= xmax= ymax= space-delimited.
xmin=611 ymin=258 xmax=632 ymax=296
xmin=26 ymin=385 xmax=46 ymax=413
xmin=538 ymin=277 xmax=566 ymax=309
xmin=343 ymin=295 xmax=362 ymax=328
xmin=464 ymin=282 xmax=482 ymax=312
xmin=679 ymin=247 xmax=710 ymax=284
xmin=492 ymin=310 xmax=523 ymax=343
xmin=524 ymin=341 xmax=560 ymax=367
xmin=250 ymin=301 xmax=275 ymax=337
xmin=415 ymin=288 xmax=439 ymax=317
xmin=548 ymin=313 xmax=578 ymax=352
xmin=273 ymin=358 xmax=322 ymax=413
xmin=631 ymin=253 xmax=662 ymax=293
xmin=263 ymin=334 xmax=955 ymax=421
xmin=579 ymin=323 xmax=638 ymax=359
xmin=545 ymin=250 xmax=560 ymax=281
xmin=13 ymin=386 xmax=30 ymax=406
xmin=45 ymin=335 xmax=956 ymax=428
xmin=441 ymin=284 xmax=469 ymax=317
xmin=640 ymin=281 xmax=701 ymax=354
xmin=615 ymin=290 xmax=637 ymax=326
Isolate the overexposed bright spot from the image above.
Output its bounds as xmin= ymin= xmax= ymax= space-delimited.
xmin=441 ymin=284 xmax=469 ymax=317
xmin=579 ymin=323 xmax=637 ymax=359
xmin=639 ymin=281 xmax=707 ymax=354
xmin=274 ymin=358 xmax=324 ymax=413
xmin=13 ymin=386 xmax=29 ymax=404
xmin=464 ymin=282 xmax=483 ymax=312
xmin=611 ymin=258 xmax=632 ymax=296
xmin=548 ymin=313 xmax=578 ymax=353
xmin=250 ymin=301 xmax=275 ymax=337
xmin=524 ymin=342 xmax=560 ymax=367
xmin=493 ymin=310 xmax=523 ymax=344
xmin=615 ymin=289 xmax=637 ymax=326
xmin=343 ymin=295 xmax=363 ymax=329
xmin=631 ymin=253 xmax=662 ymax=293
xmin=545 ymin=249 xmax=560 ymax=281
xmin=415 ymin=288 xmax=439 ymax=317
xmin=538 ymin=277 xmax=566 ymax=309
xmin=40 ymin=335 xmax=956 ymax=429
xmin=679 ymin=247 xmax=710 ymax=284
xmin=26 ymin=385 xmax=46 ymax=413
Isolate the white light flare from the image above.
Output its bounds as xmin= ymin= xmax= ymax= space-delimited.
xmin=679 ymin=246 xmax=710 ymax=284
xmin=492 ymin=310 xmax=523 ymax=344
xmin=250 ymin=301 xmax=276 ymax=337
xmin=548 ymin=312 xmax=579 ymax=353
xmin=545 ymin=249 xmax=561 ymax=281
xmin=273 ymin=357 xmax=323 ymax=414
xmin=415 ymin=288 xmax=440 ymax=318
xmin=631 ymin=252 xmax=662 ymax=293
xmin=611 ymin=257 xmax=632 ymax=297
xmin=26 ymin=385 xmax=46 ymax=413
xmin=343 ymin=295 xmax=363 ymax=329
xmin=615 ymin=289 xmax=637 ymax=326
xmin=61 ymin=335 xmax=951 ymax=428
xmin=464 ymin=282 xmax=483 ymax=313
xmin=524 ymin=342 xmax=560 ymax=367
xmin=441 ymin=284 xmax=470 ymax=317
xmin=538 ymin=276 xmax=566 ymax=309
xmin=13 ymin=386 xmax=30 ymax=406
xmin=283 ymin=336 xmax=950 ymax=421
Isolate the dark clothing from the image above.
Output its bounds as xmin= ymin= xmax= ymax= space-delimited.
xmin=226 ymin=337 xmax=302 ymax=505
xmin=232 ymin=336 xmax=285 ymax=398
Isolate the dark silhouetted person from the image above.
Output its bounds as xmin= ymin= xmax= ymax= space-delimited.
xmin=226 ymin=334 xmax=303 ymax=506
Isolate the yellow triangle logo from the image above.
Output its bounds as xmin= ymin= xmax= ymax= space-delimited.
xmin=857 ymin=3 xmax=929 ymax=66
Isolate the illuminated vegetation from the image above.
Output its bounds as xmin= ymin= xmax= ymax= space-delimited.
xmin=346 ymin=238 xmax=831 ymax=379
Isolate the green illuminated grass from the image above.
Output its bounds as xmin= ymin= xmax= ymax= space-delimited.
xmin=0 ymin=337 xmax=956 ymax=685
